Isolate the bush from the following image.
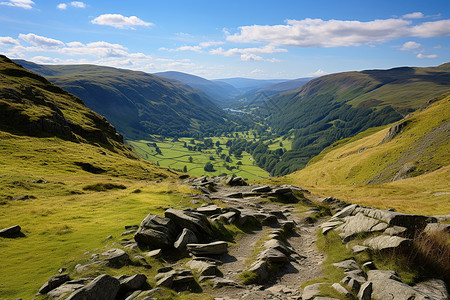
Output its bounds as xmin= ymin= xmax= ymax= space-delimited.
xmin=83 ymin=183 xmax=126 ymax=191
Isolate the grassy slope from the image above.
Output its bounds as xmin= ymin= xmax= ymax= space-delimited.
xmin=0 ymin=55 xmax=197 ymax=299
xmin=284 ymin=94 xmax=450 ymax=215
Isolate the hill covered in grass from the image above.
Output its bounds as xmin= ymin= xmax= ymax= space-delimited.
xmin=15 ymin=60 xmax=229 ymax=139
xmin=261 ymin=63 xmax=450 ymax=175
xmin=284 ymin=92 xmax=450 ymax=215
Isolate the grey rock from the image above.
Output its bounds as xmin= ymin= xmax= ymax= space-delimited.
xmin=219 ymin=211 xmax=239 ymax=224
xmin=352 ymin=245 xmax=368 ymax=253
xmin=101 ymin=248 xmax=129 ymax=267
xmin=332 ymin=204 xmax=359 ymax=219
xmin=362 ymin=261 xmax=376 ymax=270
xmin=187 ymin=241 xmax=228 ymax=256
xmin=119 ymin=274 xmax=147 ymax=292
xmin=121 ymin=229 xmax=136 ymax=236
xmin=145 ymin=249 xmax=162 ymax=258
xmin=263 ymin=239 xmax=293 ymax=256
xmin=174 ymin=228 xmax=198 ymax=250
xmin=156 ymin=272 xmax=175 ymax=288
xmin=212 ymin=278 xmax=239 ymax=288
xmin=424 ymin=223 xmax=450 ymax=235
xmin=248 ymin=261 xmax=268 ymax=282
xmin=66 ymin=274 xmax=120 ymax=300
xmin=134 ymin=228 xmax=173 ymax=249
xmin=251 ymin=185 xmax=272 ymax=193
xmin=124 ymin=290 xmax=142 ymax=300
xmin=258 ymin=248 xmax=289 ymax=263
xmin=0 ymin=225 xmax=22 ymax=237
xmin=165 ymin=208 xmax=213 ymax=237
xmin=196 ymin=205 xmax=222 ymax=216
xmin=226 ymin=176 xmax=247 ymax=186
xmin=413 ymin=279 xmax=449 ymax=300
xmin=332 ymin=259 xmax=360 ymax=271
xmin=47 ymin=283 xmax=85 ymax=299
xmin=332 ymin=283 xmax=350 ymax=297
xmin=357 ymin=281 xmax=372 ymax=300
xmin=364 ymin=235 xmax=412 ymax=251
xmin=225 ymin=192 xmax=243 ymax=198
xmin=38 ymin=274 xmax=70 ymax=294
xmin=302 ymin=283 xmax=323 ymax=300
xmin=337 ymin=212 xmax=387 ymax=242
xmin=384 ymin=226 xmax=408 ymax=235
xmin=186 ymin=259 xmax=221 ymax=276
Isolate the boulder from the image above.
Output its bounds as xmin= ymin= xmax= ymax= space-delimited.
xmin=225 ymin=192 xmax=243 ymax=198
xmin=219 ymin=211 xmax=239 ymax=224
xmin=187 ymin=241 xmax=228 ymax=256
xmin=119 ymin=274 xmax=147 ymax=292
xmin=145 ymin=249 xmax=162 ymax=258
xmin=302 ymin=283 xmax=323 ymax=300
xmin=357 ymin=281 xmax=372 ymax=300
xmin=363 ymin=235 xmax=412 ymax=251
xmin=251 ymin=185 xmax=272 ymax=193
xmin=332 ymin=282 xmax=351 ymax=297
xmin=332 ymin=204 xmax=359 ymax=219
xmin=332 ymin=259 xmax=360 ymax=271
xmin=0 ymin=225 xmax=22 ymax=237
xmin=165 ymin=208 xmax=213 ymax=237
xmin=186 ymin=259 xmax=221 ymax=276
xmin=352 ymin=245 xmax=368 ymax=254
xmin=174 ymin=228 xmax=198 ymax=251
xmin=248 ymin=261 xmax=269 ymax=283
xmin=101 ymin=248 xmax=129 ymax=267
xmin=196 ymin=205 xmax=222 ymax=216
xmin=156 ymin=272 xmax=175 ymax=288
xmin=66 ymin=274 xmax=120 ymax=300
xmin=134 ymin=228 xmax=173 ymax=249
xmin=337 ymin=212 xmax=388 ymax=242
xmin=413 ymin=279 xmax=449 ymax=300
xmin=258 ymin=248 xmax=289 ymax=263
xmin=47 ymin=282 xmax=86 ymax=299
xmin=226 ymin=176 xmax=247 ymax=186
xmin=211 ymin=278 xmax=239 ymax=288
xmin=38 ymin=274 xmax=70 ymax=294
xmin=384 ymin=226 xmax=408 ymax=235
xmin=263 ymin=239 xmax=293 ymax=256
xmin=423 ymin=223 xmax=450 ymax=235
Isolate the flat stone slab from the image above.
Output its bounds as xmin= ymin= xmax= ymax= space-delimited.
xmin=364 ymin=235 xmax=412 ymax=251
xmin=187 ymin=241 xmax=228 ymax=256
xmin=0 ymin=225 xmax=22 ymax=237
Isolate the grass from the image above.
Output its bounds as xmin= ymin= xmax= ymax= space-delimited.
xmin=128 ymin=135 xmax=270 ymax=181
xmin=286 ymin=95 xmax=450 ymax=215
xmin=0 ymin=130 xmax=200 ymax=299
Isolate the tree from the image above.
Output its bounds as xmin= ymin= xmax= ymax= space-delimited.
xmin=225 ymin=156 xmax=232 ymax=163
xmin=183 ymin=165 xmax=187 ymax=173
xmin=209 ymin=156 xmax=215 ymax=160
xmin=188 ymin=156 xmax=193 ymax=163
xmin=215 ymin=141 xmax=221 ymax=147
xmin=183 ymin=142 xmax=187 ymax=148
xmin=236 ymin=161 xmax=243 ymax=165
xmin=155 ymin=146 xmax=162 ymax=155
xmin=204 ymin=162 xmax=215 ymax=172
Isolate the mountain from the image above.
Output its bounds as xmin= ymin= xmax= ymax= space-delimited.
xmin=15 ymin=60 xmax=229 ymax=139
xmin=259 ymin=64 xmax=450 ymax=175
xmin=154 ymin=71 xmax=239 ymax=106
xmin=213 ymin=77 xmax=288 ymax=93
xmin=286 ymin=92 xmax=450 ymax=214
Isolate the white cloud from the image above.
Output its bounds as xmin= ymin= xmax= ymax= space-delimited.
xmin=19 ymin=33 xmax=65 ymax=48
xmin=91 ymin=14 xmax=153 ymax=29
xmin=227 ymin=17 xmax=450 ymax=48
xmin=0 ymin=36 xmax=20 ymax=45
xmin=57 ymin=3 xmax=67 ymax=10
xmin=402 ymin=12 xmax=424 ymax=19
xmin=210 ymin=45 xmax=285 ymax=61
xmin=241 ymin=53 xmax=264 ymax=61
xmin=70 ymin=1 xmax=85 ymax=8
xmin=199 ymin=41 xmax=224 ymax=48
xmin=250 ymin=69 xmax=263 ymax=74
xmin=400 ymin=41 xmax=421 ymax=50
xmin=308 ymin=69 xmax=327 ymax=76
xmin=417 ymin=53 xmax=438 ymax=59
xmin=0 ymin=0 xmax=34 ymax=9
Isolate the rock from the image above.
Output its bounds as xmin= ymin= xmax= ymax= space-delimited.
xmin=156 ymin=272 xmax=175 ymax=288
xmin=357 ymin=281 xmax=372 ymax=300
xmin=226 ymin=176 xmax=247 ymax=186
xmin=384 ymin=226 xmax=408 ymax=235
xmin=187 ymin=241 xmax=228 ymax=256
xmin=212 ymin=278 xmax=239 ymax=288
xmin=134 ymin=213 xmax=178 ymax=248
xmin=38 ymin=274 xmax=70 ymax=294
xmin=119 ymin=274 xmax=147 ymax=292
xmin=134 ymin=288 xmax=164 ymax=299
xmin=423 ymin=223 xmax=450 ymax=235
xmin=341 ymin=276 xmax=361 ymax=292
xmin=124 ymin=290 xmax=142 ymax=300
xmin=363 ymin=235 xmax=412 ymax=251
xmin=219 ymin=211 xmax=240 ymax=224
xmin=248 ymin=261 xmax=269 ymax=283
xmin=251 ymin=185 xmax=272 ymax=193
xmin=332 ymin=204 xmax=359 ymax=219
xmin=263 ymin=239 xmax=293 ymax=256
xmin=121 ymin=229 xmax=137 ymax=236
xmin=332 ymin=259 xmax=360 ymax=271
xmin=0 ymin=225 xmax=22 ymax=237
xmin=352 ymin=245 xmax=368 ymax=254
xmin=258 ymin=248 xmax=289 ymax=263
xmin=101 ymin=248 xmax=129 ymax=267
xmin=362 ymin=261 xmax=376 ymax=270
xmin=196 ymin=205 xmax=222 ymax=216
xmin=225 ymin=192 xmax=243 ymax=198
xmin=66 ymin=274 xmax=120 ymax=300
xmin=332 ymin=283 xmax=351 ymax=297
xmin=179 ymin=174 xmax=190 ymax=179
xmin=47 ymin=282 xmax=86 ymax=299
xmin=337 ymin=212 xmax=388 ymax=242
xmin=186 ymin=259 xmax=221 ymax=276
xmin=165 ymin=208 xmax=213 ymax=237
xmin=174 ymin=228 xmax=198 ymax=251
xmin=368 ymin=270 xmax=436 ymax=300
xmin=302 ymin=283 xmax=323 ymax=300
xmin=413 ymin=279 xmax=449 ymax=300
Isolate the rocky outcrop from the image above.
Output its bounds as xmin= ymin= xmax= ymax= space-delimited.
xmin=134 ymin=213 xmax=178 ymax=249
xmin=165 ymin=208 xmax=213 ymax=237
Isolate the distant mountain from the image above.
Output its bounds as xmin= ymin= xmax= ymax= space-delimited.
xmin=16 ymin=60 xmax=229 ymax=139
xmin=154 ymin=71 xmax=239 ymax=106
xmin=213 ymin=78 xmax=288 ymax=93
xmin=256 ymin=64 xmax=450 ymax=175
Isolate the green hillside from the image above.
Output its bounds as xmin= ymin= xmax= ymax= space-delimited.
xmin=0 ymin=55 xmax=190 ymax=299
xmin=15 ymin=60 xmax=229 ymax=139
xmin=285 ymin=93 xmax=450 ymax=215
xmin=263 ymin=63 xmax=450 ymax=175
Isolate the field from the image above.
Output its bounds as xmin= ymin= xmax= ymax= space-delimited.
xmin=128 ymin=134 xmax=271 ymax=180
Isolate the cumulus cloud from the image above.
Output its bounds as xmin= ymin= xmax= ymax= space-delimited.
xmin=0 ymin=36 xmax=20 ymax=45
xmin=0 ymin=0 xmax=34 ymax=9
xmin=70 ymin=1 xmax=85 ymax=8
xmin=417 ymin=53 xmax=438 ymax=59
xmin=91 ymin=14 xmax=153 ymax=29
xmin=402 ymin=12 xmax=424 ymax=19
xmin=210 ymin=45 xmax=286 ymax=61
xmin=400 ymin=41 xmax=421 ymax=50
xmin=199 ymin=41 xmax=224 ymax=48
xmin=308 ymin=69 xmax=327 ymax=77
xmin=160 ymin=41 xmax=225 ymax=53
xmin=19 ymin=33 xmax=65 ymax=48
xmin=57 ymin=3 xmax=67 ymax=10
xmin=227 ymin=17 xmax=450 ymax=48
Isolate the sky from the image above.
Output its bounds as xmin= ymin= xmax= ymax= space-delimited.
xmin=0 ymin=0 xmax=449 ymax=79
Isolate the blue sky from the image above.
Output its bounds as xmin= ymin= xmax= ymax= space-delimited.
xmin=0 ymin=0 xmax=449 ymax=79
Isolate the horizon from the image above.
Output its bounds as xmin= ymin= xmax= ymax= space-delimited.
xmin=0 ymin=0 xmax=449 ymax=79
